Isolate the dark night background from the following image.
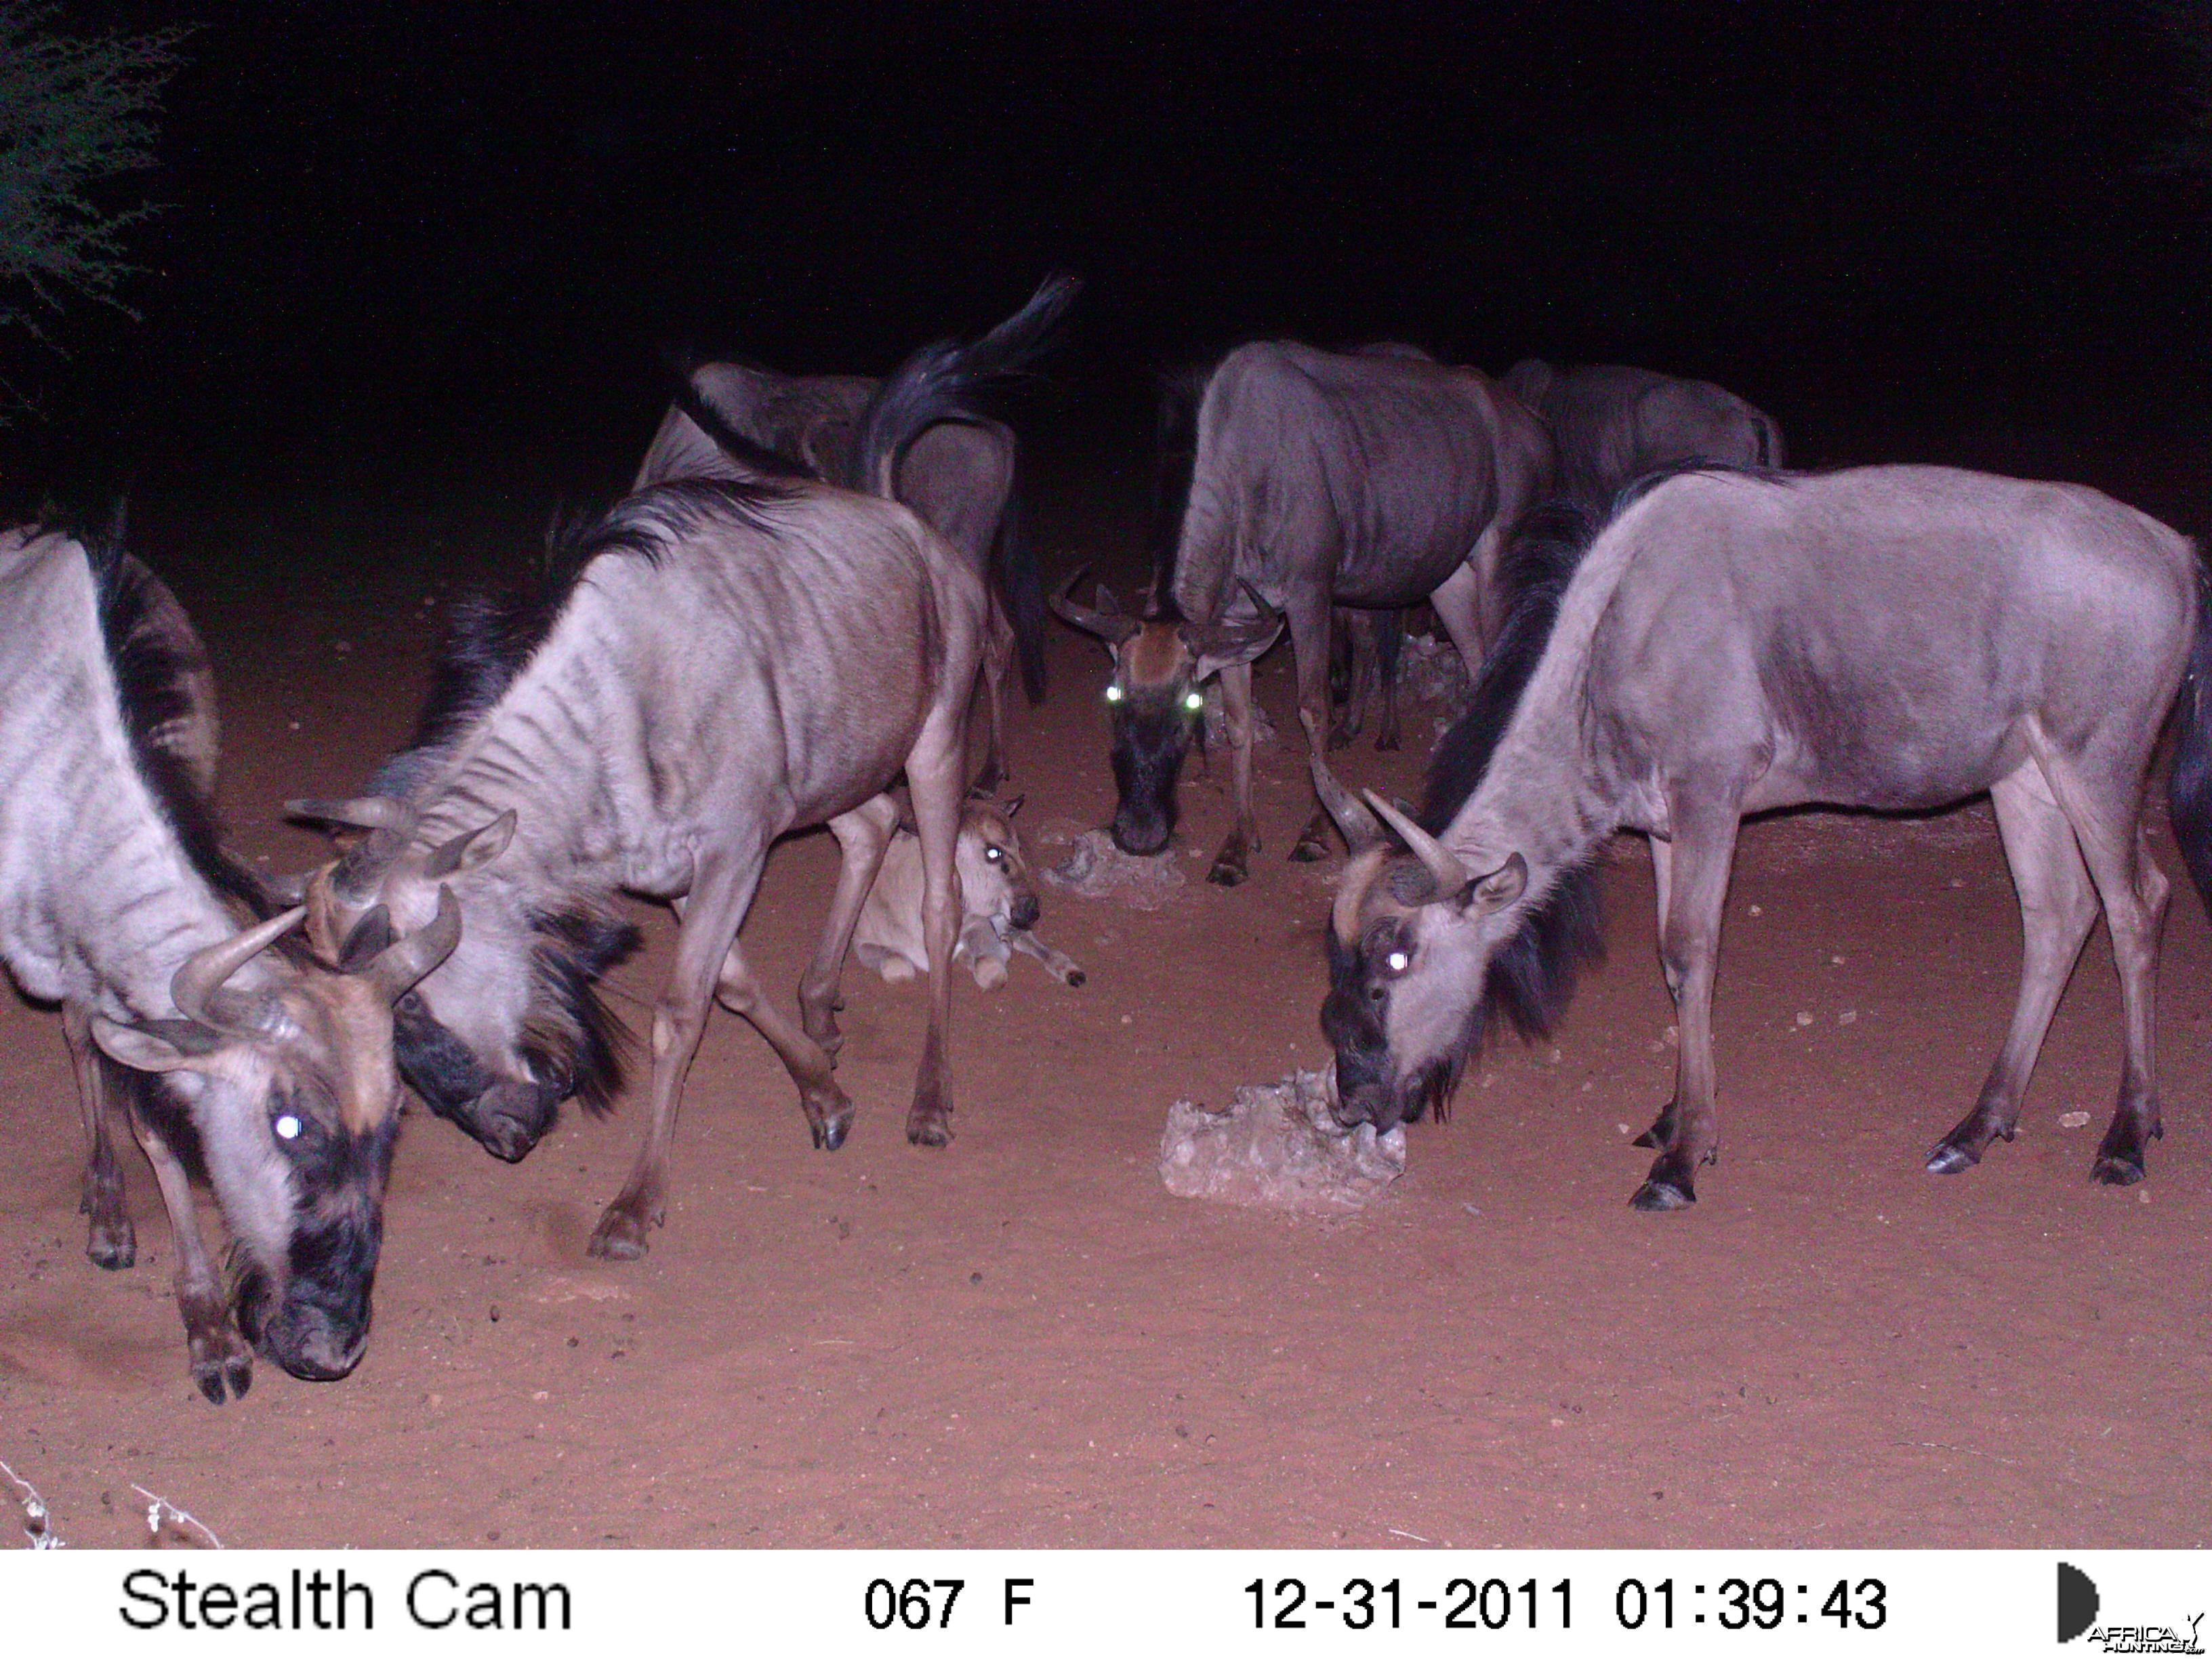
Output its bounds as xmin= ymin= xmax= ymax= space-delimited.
xmin=10 ymin=1 xmax=2212 ymax=562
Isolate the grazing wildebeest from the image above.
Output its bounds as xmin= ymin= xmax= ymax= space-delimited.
xmin=1501 ymin=359 xmax=1784 ymax=505
xmin=0 ymin=525 xmax=458 ymax=1400
xmin=291 ymin=323 xmax=1004 ymax=1262
xmin=634 ymin=274 xmax=1080 ymax=792
xmin=1053 ymin=340 xmax=1553 ymax=884
xmin=854 ymin=794 xmax=1084 ymax=990
xmin=1317 ymin=465 xmax=2211 ymax=1208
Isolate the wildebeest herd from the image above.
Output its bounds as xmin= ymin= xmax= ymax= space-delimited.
xmin=12 ymin=275 xmax=2211 ymax=1404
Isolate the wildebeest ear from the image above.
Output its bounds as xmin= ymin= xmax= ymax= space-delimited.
xmin=1001 ymin=795 xmax=1024 ymax=819
xmin=426 ymin=809 xmax=517 ymax=878
xmin=1187 ymin=581 xmax=1285 ymax=679
xmin=89 ymin=1015 xmax=222 ymax=1074
xmin=337 ymin=904 xmax=397 ymax=974
xmin=1459 ymin=853 xmax=1528 ymax=915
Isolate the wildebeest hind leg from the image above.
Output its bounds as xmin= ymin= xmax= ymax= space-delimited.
xmin=905 ymin=711 xmax=967 ymax=1146
xmin=1927 ymin=768 xmax=2098 ymax=1174
xmin=797 ymin=795 xmax=900 ymax=1056
xmin=1633 ymin=796 xmax=1741 ymax=1210
xmin=65 ymin=1002 xmax=135 ymax=1269
xmin=1631 ymin=836 xmax=1677 ymax=1150
xmin=970 ymin=607 xmax=1015 ymax=795
xmin=2074 ymin=808 xmax=2170 ymax=1185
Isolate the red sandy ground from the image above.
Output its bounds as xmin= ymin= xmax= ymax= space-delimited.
xmin=2 ymin=488 xmax=2209 ymax=1552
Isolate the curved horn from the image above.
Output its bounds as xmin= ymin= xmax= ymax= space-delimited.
xmin=287 ymin=796 xmax=417 ymax=834
xmin=1183 ymin=581 xmax=1286 ymax=670
xmin=1048 ymin=567 xmax=1139 ymax=644
xmin=171 ymin=905 xmax=306 ymax=1037
xmin=1332 ymin=845 xmax=1392 ymax=945
xmin=331 ymin=826 xmax=410 ymax=905
xmin=1361 ymin=788 xmax=1471 ymax=899
xmin=362 ymin=885 xmax=462 ymax=1004
xmin=1306 ymin=739 xmax=1385 ymax=855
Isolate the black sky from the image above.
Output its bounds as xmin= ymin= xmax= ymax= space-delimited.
xmin=14 ymin=1 xmax=2209 ymax=527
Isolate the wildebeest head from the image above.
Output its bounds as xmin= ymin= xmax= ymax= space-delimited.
xmin=90 ymin=897 xmax=459 ymax=1387
xmin=1049 ymin=569 xmax=1282 ymax=855
xmin=288 ymin=800 xmax=638 ymax=1167
xmin=956 ymin=794 xmax=1040 ymax=932
xmin=1314 ymin=780 xmax=1544 ymax=1131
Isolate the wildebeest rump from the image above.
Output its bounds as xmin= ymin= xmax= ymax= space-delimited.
xmin=1502 ymin=360 xmax=1784 ymax=506
xmin=293 ymin=333 xmax=998 ymax=1262
xmin=0 ymin=525 xmax=458 ymax=1401
xmin=1318 ymin=465 xmax=2209 ymax=1208
xmin=1054 ymin=340 xmax=1553 ymax=885
xmin=634 ymin=276 xmax=1080 ymax=792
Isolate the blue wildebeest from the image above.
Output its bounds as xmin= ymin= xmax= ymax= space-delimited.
xmin=1317 ymin=466 xmax=2211 ymax=1209
xmin=853 ymin=794 xmax=1084 ymax=990
xmin=1052 ymin=340 xmax=1554 ymax=885
xmin=634 ymin=274 xmax=1080 ymax=792
xmin=1501 ymin=360 xmax=1784 ymax=506
xmin=0 ymin=525 xmax=458 ymax=1400
xmin=290 ymin=314 xmax=1019 ymax=1262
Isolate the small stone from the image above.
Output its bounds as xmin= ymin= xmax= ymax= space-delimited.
xmin=1795 ymin=1011 xmax=1813 ymax=1027
xmin=1748 ymin=903 xmax=1763 ymax=916
xmin=2138 ymin=1189 xmax=2152 ymax=1204
xmin=1838 ymin=1010 xmax=1858 ymax=1025
xmin=2058 ymin=1111 xmax=2091 ymax=1129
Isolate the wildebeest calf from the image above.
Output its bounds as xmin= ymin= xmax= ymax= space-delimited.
xmin=855 ymin=796 xmax=1084 ymax=989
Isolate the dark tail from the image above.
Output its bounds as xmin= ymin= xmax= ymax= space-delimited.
xmin=846 ymin=272 xmax=1083 ymax=499
xmin=2169 ymin=555 xmax=2212 ymax=910
xmin=659 ymin=350 xmax=817 ymax=482
xmin=994 ymin=489 xmax=1049 ymax=703
xmin=1147 ymin=362 xmax=1210 ymax=616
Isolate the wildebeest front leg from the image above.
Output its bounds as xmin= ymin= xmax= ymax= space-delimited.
xmin=1633 ymin=798 xmax=1741 ymax=1210
xmin=1286 ymin=594 xmax=1340 ymax=863
xmin=1928 ymin=767 xmax=2100 ymax=1174
xmin=592 ymin=848 xmax=804 ymax=1259
xmin=1003 ymin=924 xmax=1086 ymax=986
xmin=797 ymin=795 xmax=900 ymax=1056
xmin=131 ymin=1113 xmax=250 ymax=1402
xmin=1207 ymin=662 xmax=1259 ymax=885
xmin=905 ymin=713 xmax=966 ymax=1146
xmin=66 ymin=1002 xmax=134 ymax=1269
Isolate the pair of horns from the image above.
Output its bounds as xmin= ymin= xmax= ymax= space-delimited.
xmin=1049 ymin=568 xmax=1285 ymax=664
xmin=169 ymin=890 xmax=461 ymax=1038
xmin=287 ymin=798 xmax=513 ymax=903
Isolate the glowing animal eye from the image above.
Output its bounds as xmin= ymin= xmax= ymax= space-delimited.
xmin=1105 ymin=684 xmax=1125 ymax=703
xmin=274 ymin=1113 xmax=303 ymax=1141
xmin=1386 ymin=951 xmax=1410 ymax=974
xmin=1183 ymin=691 xmax=1205 ymax=712
xmin=984 ymin=846 xmax=1003 ymax=862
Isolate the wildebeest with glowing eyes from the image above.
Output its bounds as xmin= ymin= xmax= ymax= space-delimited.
xmin=1317 ymin=466 xmax=2212 ymax=1208
xmin=0 ymin=524 xmax=458 ymax=1401
xmin=1053 ymin=340 xmax=1553 ymax=884
xmin=1500 ymin=360 xmax=1784 ymax=506
xmin=287 ymin=299 xmax=1040 ymax=1261
xmin=634 ymin=274 xmax=1080 ymax=792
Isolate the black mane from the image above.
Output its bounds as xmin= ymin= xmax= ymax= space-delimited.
xmin=1419 ymin=500 xmax=1606 ymax=1050
xmin=87 ymin=529 xmax=271 ymax=920
xmin=373 ymin=480 xmax=789 ymax=797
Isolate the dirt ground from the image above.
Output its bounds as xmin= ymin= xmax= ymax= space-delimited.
xmin=3 ymin=469 xmax=2211 ymax=1553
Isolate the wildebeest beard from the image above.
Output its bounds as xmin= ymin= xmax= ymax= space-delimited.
xmin=1320 ymin=856 xmax=1603 ymax=1130
xmin=393 ymin=904 xmax=639 ymax=1162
